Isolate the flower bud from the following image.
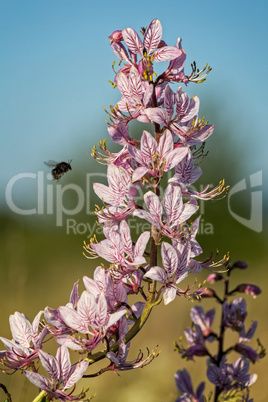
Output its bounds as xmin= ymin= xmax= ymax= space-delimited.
xmin=234 ymin=284 xmax=261 ymax=297
xmin=206 ymin=273 xmax=224 ymax=283
xmin=138 ymin=59 xmax=146 ymax=75
xmin=232 ymin=260 xmax=248 ymax=269
xmin=193 ymin=288 xmax=216 ymax=299
xmin=109 ymin=30 xmax=123 ymax=43
xmin=234 ymin=344 xmax=260 ymax=362
xmin=157 ymin=40 xmax=167 ymax=48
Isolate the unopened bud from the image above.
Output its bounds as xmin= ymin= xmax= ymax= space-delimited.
xmin=193 ymin=288 xmax=216 ymax=299
xmin=234 ymin=284 xmax=261 ymax=297
xmin=138 ymin=59 xmax=146 ymax=75
xmin=157 ymin=40 xmax=167 ymax=48
xmin=232 ymin=260 xmax=248 ymax=269
xmin=207 ymin=273 xmax=224 ymax=283
xmin=109 ymin=30 xmax=123 ymax=43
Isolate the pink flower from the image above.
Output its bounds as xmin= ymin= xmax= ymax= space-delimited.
xmin=128 ymin=130 xmax=188 ymax=182
xmin=24 ymin=346 xmax=89 ymax=401
xmin=144 ymin=241 xmax=192 ymax=304
xmin=0 ymin=311 xmax=48 ymax=371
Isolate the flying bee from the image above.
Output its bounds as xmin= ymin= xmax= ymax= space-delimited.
xmin=44 ymin=160 xmax=72 ymax=181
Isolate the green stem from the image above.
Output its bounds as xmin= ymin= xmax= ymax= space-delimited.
xmin=32 ymin=390 xmax=47 ymax=402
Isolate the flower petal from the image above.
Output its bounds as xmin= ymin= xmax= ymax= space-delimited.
xmin=122 ymin=27 xmax=143 ymax=55
xmin=144 ymin=19 xmax=162 ymax=53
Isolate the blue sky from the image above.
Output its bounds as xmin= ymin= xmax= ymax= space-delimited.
xmin=1 ymin=0 xmax=267 ymax=207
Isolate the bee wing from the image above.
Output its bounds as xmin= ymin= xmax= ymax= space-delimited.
xmin=44 ymin=160 xmax=59 ymax=167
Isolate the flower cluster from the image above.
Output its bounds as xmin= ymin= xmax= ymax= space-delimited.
xmin=0 ymin=19 xmax=234 ymax=402
xmin=175 ymin=261 xmax=264 ymax=401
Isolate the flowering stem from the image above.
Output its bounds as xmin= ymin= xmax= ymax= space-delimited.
xmin=214 ymin=271 xmax=231 ymax=401
xmin=86 ymin=297 xmax=158 ymax=367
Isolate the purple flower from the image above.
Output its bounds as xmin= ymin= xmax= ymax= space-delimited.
xmin=85 ymin=220 xmax=150 ymax=278
xmin=128 ymin=129 xmax=188 ymax=182
xmin=93 ymin=164 xmax=136 ymax=222
xmin=233 ymin=284 xmax=261 ymax=297
xmin=83 ymin=266 xmax=128 ymax=311
xmin=169 ymin=149 xmax=202 ymax=187
xmin=0 ymin=311 xmax=48 ymax=371
xmin=109 ymin=30 xmax=123 ymax=43
xmin=175 ymin=369 xmax=205 ymax=401
xmin=192 ymin=287 xmax=216 ymax=299
xmin=182 ymin=326 xmax=209 ymax=359
xmin=144 ymin=87 xmax=214 ymax=146
xmin=111 ymin=19 xmax=181 ymax=69
xmin=206 ymin=273 xmax=224 ymax=283
xmin=144 ymin=241 xmax=191 ymax=304
xmin=207 ymin=357 xmax=257 ymax=390
xmin=113 ymin=66 xmax=154 ymax=124
xmin=232 ymin=260 xmax=248 ymax=269
xmin=133 ymin=183 xmax=199 ymax=242
xmin=233 ymin=321 xmax=260 ymax=363
xmin=44 ymin=281 xmax=80 ymax=337
xmin=222 ymin=298 xmax=247 ymax=331
xmin=57 ymin=291 xmax=127 ymax=352
xmin=107 ymin=123 xmax=136 ymax=147
xmin=24 ymin=346 xmax=89 ymax=401
xmin=169 ymin=149 xmax=228 ymax=200
xmin=190 ymin=306 xmax=215 ymax=338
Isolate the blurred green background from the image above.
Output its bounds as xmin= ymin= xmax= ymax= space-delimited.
xmin=0 ymin=1 xmax=267 ymax=401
